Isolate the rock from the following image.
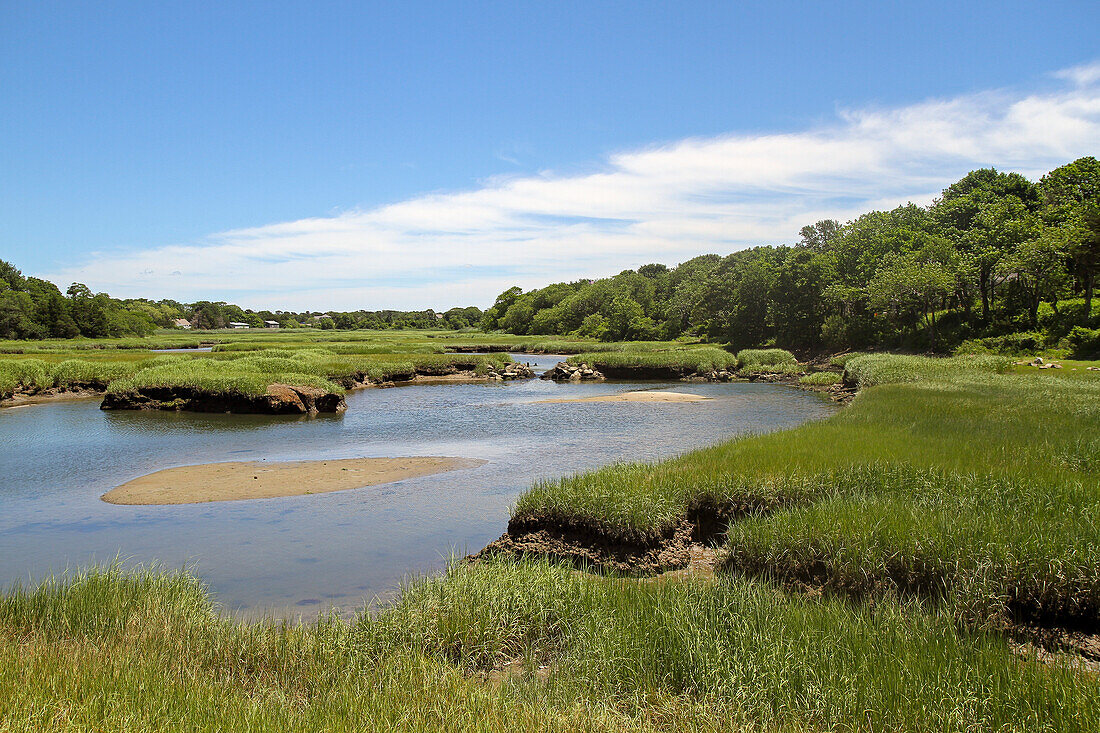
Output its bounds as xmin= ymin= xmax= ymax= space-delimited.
xmin=498 ymin=363 xmax=534 ymax=380
xmin=541 ymin=361 xmax=605 ymax=381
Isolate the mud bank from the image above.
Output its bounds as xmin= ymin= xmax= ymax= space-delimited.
xmin=473 ymin=499 xmax=743 ymax=574
xmin=103 ymin=456 xmax=486 ymax=505
xmin=101 ymin=383 xmax=346 ymax=414
xmin=1 ymin=383 xmax=106 ymax=408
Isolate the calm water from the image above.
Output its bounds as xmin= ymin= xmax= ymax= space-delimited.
xmin=0 ymin=354 xmax=836 ymax=618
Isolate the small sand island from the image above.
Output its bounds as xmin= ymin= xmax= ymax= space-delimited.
xmin=102 ymin=456 xmax=487 ymax=505
xmin=535 ymin=390 xmax=710 ymax=404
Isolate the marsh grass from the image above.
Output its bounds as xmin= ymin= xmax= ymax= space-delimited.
xmin=735 ymin=348 xmax=797 ymax=372
xmin=0 ymin=339 xmax=514 ymax=401
xmin=518 ymin=357 xmax=1100 ymax=626
xmin=3 ymin=560 xmax=1098 ymax=732
xmin=0 ymin=357 xmax=148 ymax=398
xmin=842 ymin=352 xmax=1009 ymax=388
xmin=566 ymin=347 xmax=738 ymax=374
xmin=798 ymin=371 xmax=841 ymax=385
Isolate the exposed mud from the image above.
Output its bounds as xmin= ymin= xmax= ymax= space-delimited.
xmin=103 ymin=456 xmax=485 ymax=505
xmin=474 ymin=516 xmax=696 ymax=574
xmin=472 ymin=498 xmax=744 ymax=575
xmin=1 ymin=383 xmax=106 ymax=408
xmin=1010 ymin=626 xmax=1100 ymax=673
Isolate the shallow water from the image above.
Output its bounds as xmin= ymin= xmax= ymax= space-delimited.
xmin=0 ymin=354 xmax=836 ymax=618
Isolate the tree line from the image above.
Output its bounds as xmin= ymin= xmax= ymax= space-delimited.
xmin=482 ymin=157 xmax=1100 ymax=352
xmin=0 ymin=262 xmax=484 ymax=339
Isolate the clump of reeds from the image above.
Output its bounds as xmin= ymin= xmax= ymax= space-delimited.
xmin=798 ymin=371 xmax=841 ymax=385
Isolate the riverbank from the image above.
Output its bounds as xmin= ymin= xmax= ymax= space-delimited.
xmin=102 ymin=456 xmax=487 ymax=505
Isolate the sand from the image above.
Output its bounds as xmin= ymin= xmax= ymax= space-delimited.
xmin=535 ymin=390 xmax=709 ymax=404
xmin=102 ymin=456 xmax=487 ymax=505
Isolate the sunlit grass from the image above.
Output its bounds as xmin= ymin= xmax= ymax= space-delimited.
xmin=566 ymin=347 xmax=738 ymax=374
xmin=3 ymin=559 xmax=1098 ymax=732
xmin=517 ymin=356 xmax=1100 ymax=627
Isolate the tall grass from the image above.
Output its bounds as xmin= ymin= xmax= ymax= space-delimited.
xmin=566 ymin=347 xmax=738 ymax=374
xmin=3 ymin=560 xmax=1098 ymax=731
xmin=1 ymin=343 xmax=514 ymax=401
xmin=798 ymin=371 xmax=841 ymax=385
xmin=516 ymin=358 xmax=1100 ymax=626
xmin=0 ymin=357 xmax=146 ymax=397
xmin=735 ymin=348 xmax=797 ymax=372
xmin=106 ymin=358 xmax=342 ymax=396
xmin=842 ymin=352 xmax=1009 ymax=388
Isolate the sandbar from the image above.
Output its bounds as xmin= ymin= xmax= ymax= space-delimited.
xmin=535 ymin=390 xmax=709 ymax=404
xmin=102 ymin=456 xmax=487 ymax=505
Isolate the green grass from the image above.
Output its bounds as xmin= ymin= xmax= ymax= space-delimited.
xmin=842 ymin=352 xmax=1010 ymax=388
xmin=1006 ymin=359 xmax=1100 ymax=380
xmin=797 ymin=371 xmax=841 ymax=385
xmin=735 ymin=348 xmax=798 ymax=373
xmin=0 ymin=336 xmax=515 ymax=403
xmin=0 ymin=357 xmax=148 ymax=398
xmin=517 ymin=355 xmax=1100 ymax=628
xmin=566 ymin=347 xmax=738 ymax=375
xmin=3 ymin=560 xmax=1098 ymax=732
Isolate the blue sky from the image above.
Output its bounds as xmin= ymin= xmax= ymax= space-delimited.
xmin=3 ymin=1 xmax=1099 ymax=310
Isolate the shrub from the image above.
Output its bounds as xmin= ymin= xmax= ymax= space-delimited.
xmin=954 ymin=331 xmax=1046 ymax=356
xmin=1067 ymin=326 xmax=1100 ymax=359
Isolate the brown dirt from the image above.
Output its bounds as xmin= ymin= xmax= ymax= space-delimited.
xmin=102 ymin=456 xmax=486 ymax=505
xmin=470 ymin=496 xmax=746 ymax=575
xmin=474 ymin=518 xmax=695 ymax=574
xmin=1 ymin=385 xmax=104 ymax=408
xmin=1010 ymin=626 xmax=1100 ymax=673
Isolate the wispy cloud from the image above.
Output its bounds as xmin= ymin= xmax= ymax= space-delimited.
xmin=42 ymin=62 xmax=1100 ymax=311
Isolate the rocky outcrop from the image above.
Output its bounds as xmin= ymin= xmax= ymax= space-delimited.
xmin=540 ymin=362 xmax=605 ymax=381
xmin=488 ymin=362 xmax=536 ymax=381
xmin=100 ymin=383 xmax=346 ymax=414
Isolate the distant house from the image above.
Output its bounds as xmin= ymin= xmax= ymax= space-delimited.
xmin=313 ymin=314 xmax=333 ymax=322
xmin=228 ymin=322 xmax=250 ymax=329
xmin=172 ymin=318 xmax=192 ymax=330
xmin=264 ymin=320 xmax=280 ymax=328
xmin=435 ymin=313 xmax=444 ymax=320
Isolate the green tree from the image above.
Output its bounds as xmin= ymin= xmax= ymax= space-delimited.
xmin=997 ymin=228 xmax=1071 ymax=327
xmin=1040 ymin=157 xmax=1100 ymax=312
xmin=867 ymin=244 xmax=957 ymax=350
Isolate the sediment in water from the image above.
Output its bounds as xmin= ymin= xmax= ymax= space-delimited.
xmin=103 ymin=456 xmax=486 ymax=505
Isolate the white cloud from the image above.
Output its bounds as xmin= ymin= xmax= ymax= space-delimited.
xmin=41 ymin=62 xmax=1100 ymax=311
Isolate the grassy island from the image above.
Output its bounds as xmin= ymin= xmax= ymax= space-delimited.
xmin=0 ymin=331 xmax=518 ymax=413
